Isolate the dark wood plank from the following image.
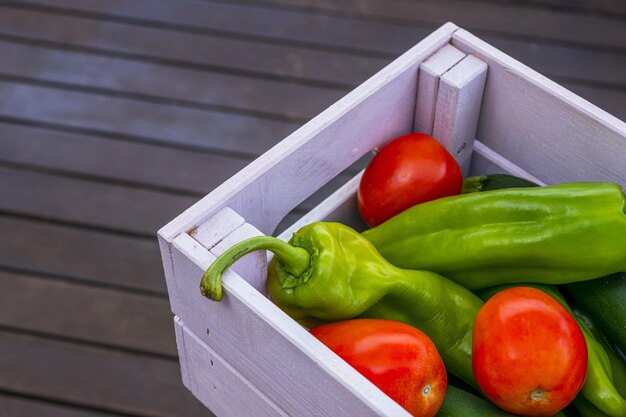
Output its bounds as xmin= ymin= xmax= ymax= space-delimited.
xmin=208 ymin=0 xmax=626 ymax=51
xmin=0 ymin=216 xmax=164 ymax=293
xmin=0 ymin=122 xmax=250 ymax=195
xmin=0 ymin=6 xmax=387 ymax=86
xmin=2 ymin=0 xmax=428 ymax=55
xmin=0 ymin=80 xmax=298 ymax=157
xmin=0 ymin=40 xmax=344 ymax=121
xmin=0 ymin=165 xmax=197 ymax=236
xmin=0 ymin=270 xmax=176 ymax=356
xmin=0 ymin=331 xmax=213 ymax=417
xmin=0 ymin=394 xmax=122 ymax=417
xmin=508 ymin=0 xmax=626 ymax=15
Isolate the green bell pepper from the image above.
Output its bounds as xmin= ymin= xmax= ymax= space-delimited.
xmin=362 ymin=182 xmax=626 ymax=290
xmin=201 ymin=222 xmax=483 ymax=386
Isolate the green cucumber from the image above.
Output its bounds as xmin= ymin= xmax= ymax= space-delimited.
xmin=461 ymin=173 xmax=538 ymax=194
xmin=563 ymin=273 xmax=626 ymax=357
xmin=437 ymin=385 xmax=518 ymax=417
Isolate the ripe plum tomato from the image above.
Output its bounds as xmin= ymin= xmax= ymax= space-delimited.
xmin=311 ymin=319 xmax=447 ymax=417
xmin=472 ymin=287 xmax=588 ymax=417
xmin=357 ymin=132 xmax=463 ymax=227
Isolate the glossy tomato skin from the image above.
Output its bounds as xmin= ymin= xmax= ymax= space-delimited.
xmin=357 ymin=132 xmax=463 ymax=227
xmin=472 ymin=287 xmax=587 ymax=417
xmin=311 ymin=319 xmax=447 ymax=417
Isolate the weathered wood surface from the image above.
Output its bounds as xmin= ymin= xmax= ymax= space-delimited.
xmin=0 ymin=0 xmax=624 ymax=415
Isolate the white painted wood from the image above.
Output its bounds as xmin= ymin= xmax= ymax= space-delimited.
xmin=414 ymin=44 xmax=466 ymax=135
xmin=452 ymin=29 xmax=626 ymax=187
xmin=433 ymin=54 xmax=488 ymax=175
xmin=169 ymin=233 xmax=410 ymax=417
xmin=189 ymin=207 xmax=244 ymax=250
xmin=173 ymin=316 xmax=191 ymax=389
xmin=278 ymin=172 xmax=366 ymax=241
xmin=157 ymin=22 xmax=459 ymax=246
xmin=211 ymin=223 xmax=267 ymax=295
xmin=471 ymin=141 xmax=546 ymax=185
xmin=174 ymin=318 xmax=290 ymax=417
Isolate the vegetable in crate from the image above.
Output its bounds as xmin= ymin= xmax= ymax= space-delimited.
xmin=310 ymin=319 xmax=447 ymax=417
xmin=477 ymin=283 xmax=626 ymax=417
xmin=357 ymin=132 xmax=463 ymax=227
xmin=201 ymin=222 xmax=483 ymax=387
xmin=472 ymin=287 xmax=588 ymax=417
xmin=362 ymin=182 xmax=626 ymax=290
xmin=564 ymin=273 xmax=626 ymax=356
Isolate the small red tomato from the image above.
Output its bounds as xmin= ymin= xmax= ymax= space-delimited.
xmin=311 ymin=319 xmax=447 ymax=417
xmin=357 ymin=132 xmax=462 ymax=227
xmin=472 ymin=287 xmax=588 ymax=417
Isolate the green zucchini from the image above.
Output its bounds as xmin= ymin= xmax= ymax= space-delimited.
xmin=437 ymin=385 xmax=518 ymax=417
xmin=461 ymin=173 xmax=538 ymax=194
xmin=563 ymin=273 xmax=626 ymax=356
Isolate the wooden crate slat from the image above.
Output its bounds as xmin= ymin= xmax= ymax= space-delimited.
xmin=432 ymin=54 xmax=488 ymax=174
xmin=175 ymin=319 xmax=289 ymax=417
xmin=0 ymin=331 xmax=212 ymax=417
xmin=169 ymin=234 xmax=409 ymax=417
xmin=414 ymin=44 xmax=466 ymax=135
xmin=452 ymin=29 xmax=626 ymax=187
xmin=0 ymin=216 xmax=164 ymax=293
xmin=0 ymin=269 xmax=176 ymax=356
xmin=0 ymin=80 xmax=298 ymax=157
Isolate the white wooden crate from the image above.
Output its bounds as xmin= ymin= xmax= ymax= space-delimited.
xmin=158 ymin=23 xmax=626 ymax=417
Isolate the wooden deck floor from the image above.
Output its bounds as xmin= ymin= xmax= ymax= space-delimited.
xmin=0 ymin=1 xmax=624 ymax=415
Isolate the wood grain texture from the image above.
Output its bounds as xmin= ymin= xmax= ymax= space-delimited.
xmin=415 ymin=44 xmax=466 ymax=134
xmin=0 ymin=216 xmax=165 ymax=293
xmin=176 ymin=319 xmax=288 ymax=417
xmin=170 ymin=234 xmax=410 ymax=417
xmin=215 ymin=0 xmax=626 ymax=51
xmin=453 ymin=29 xmax=626 ymax=187
xmin=0 ymin=331 xmax=212 ymax=417
xmin=0 ymin=394 xmax=121 ymax=417
xmin=0 ymin=165 xmax=197 ymax=236
xmin=0 ymin=270 xmax=176 ymax=356
xmin=0 ymin=6 xmax=386 ymax=86
xmin=0 ymin=122 xmax=250 ymax=195
xmin=0 ymin=80 xmax=298 ymax=157
xmin=0 ymin=39 xmax=344 ymax=121
xmin=432 ymin=54 xmax=488 ymax=174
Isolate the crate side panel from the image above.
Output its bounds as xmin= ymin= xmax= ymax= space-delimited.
xmin=452 ymin=30 xmax=626 ymax=187
xmin=176 ymin=319 xmax=289 ymax=417
xmin=170 ymin=234 xmax=409 ymax=417
xmin=158 ymin=23 xmax=459 ymax=243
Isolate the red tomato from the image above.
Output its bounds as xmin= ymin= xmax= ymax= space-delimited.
xmin=357 ymin=132 xmax=463 ymax=227
xmin=472 ymin=287 xmax=588 ymax=417
xmin=311 ymin=319 xmax=447 ymax=417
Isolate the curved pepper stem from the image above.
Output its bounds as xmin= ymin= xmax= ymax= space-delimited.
xmin=200 ymin=236 xmax=310 ymax=301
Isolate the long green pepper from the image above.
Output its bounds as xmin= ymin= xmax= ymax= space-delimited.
xmin=362 ymin=182 xmax=626 ymax=289
xmin=201 ymin=222 xmax=483 ymax=387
